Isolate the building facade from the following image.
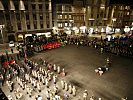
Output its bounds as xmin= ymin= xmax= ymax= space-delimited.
xmin=108 ymin=4 xmax=132 ymax=33
xmin=85 ymin=0 xmax=110 ymax=34
xmin=72 ymin=0 xmax=85 ymax=34
xmin=52 ymin=3 xmax=73 ymax=34
xmin=0 ymin=0 xmax=52 ymax=43
xmin=52 ymin=0 xmax=85 ymax=35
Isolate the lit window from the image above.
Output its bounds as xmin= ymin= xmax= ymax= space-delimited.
xmin=69 ymin=23 xmax=72 ymax=27
xmin=58 ymin=15 xmax=62 ymax=19
xmin=69 ymin=15 xmax=71 ymax=19
xmin=65 ymin=23 xmax=68 ymax=26
xmin=60 ymin=15 xmax=62 ymax=19
xmin=58 ymin=23 xmax=62 ymax=27
xmin=65 ymin=15 xmax=67 ymax=19
xmin=125 ymin=6 xmax=128 ymax=9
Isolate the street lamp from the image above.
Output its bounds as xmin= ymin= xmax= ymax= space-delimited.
xmin=112 ymin=18 xmax=116 ymax=33
xmin=69 ymin=20 xmax=74 ymax=35
xmin=0 ymin=25 xmax=5 ymax=44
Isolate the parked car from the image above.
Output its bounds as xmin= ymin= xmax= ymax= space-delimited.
xmin=9 ymin=41 xmax=15 ymax=47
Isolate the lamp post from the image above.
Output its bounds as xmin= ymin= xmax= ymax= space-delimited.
xmin=69 ymin=20 xmax=74 ymax=35
xmin=112 ymin=18 xmax=116 ymax=33
xmin=0 ymin=25 xmax=5 ymax=44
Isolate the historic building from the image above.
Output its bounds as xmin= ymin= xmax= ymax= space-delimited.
xmin=0 ymin=0 xmax=52 ymax=43
xmin=85 ymin=0 xmax=110 ymax=34
xmin=52 ymin=0 xmax=85 ymax=35
xmin=108 ymin=4 xmax=132 ymax=33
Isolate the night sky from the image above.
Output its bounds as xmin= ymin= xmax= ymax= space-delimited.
xmin=52 ymin=0 xmax=133 ymax=5
xmin=110 ymin=0 xmax=133 ymax=5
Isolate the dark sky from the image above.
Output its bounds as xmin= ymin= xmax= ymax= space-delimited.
xmin=51 ymin=0 xmax=133 ymax=7
xmin=52 ymin=0 xmax=133 ymax=4
xmin=110 ymin=0 xmax=133 ymax=5
xmin=51 ymin=0 xmax=73 ymax=4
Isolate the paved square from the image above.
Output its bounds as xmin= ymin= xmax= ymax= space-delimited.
xmin=2 ymin=45 xmax=133 ymax=100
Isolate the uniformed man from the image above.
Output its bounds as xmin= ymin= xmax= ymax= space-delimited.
xmin=49 ymin=64 xmax=53 ymax=70
xmin=53 ymin=84 xmax=58 ymax=95
xmin=101 ymin=48 xmax=103 ymax=54
xmin=106 ymin=57 xmax=110 ymax=64
xmin=98 ymin=98 xmax=102 ymax=100
xmin=53 ymin=74 xmax=57 ymax=84
xmin=0 ymin=74 xmax=3 ymax=87
xmin=61 ymin=68 xmax=66 ymax=77
xmin=45 ymin=78 xmax=49 ymax=88
xmin=27 ymin=86 xmax=32 ymax=97
xmin=46 ymin=89 xmax=50 ymax=100
xmin=53 ymin=64 xmax=57 ymax=72
xmin=43 ymin=60 xmax=46 ymax=66
xmin=55 ymin=95 xmax=60 ymax=100
xmin=37 ymin=81 xmax=41 ymax=92
xmin=72 ymin=86 xmax=76 ymax=96
xmin=57 ymin=66 xmax=61 ymax=74
xmin=64 ymin=92 xmax=69 ymax=100
xmin=68 ymin=84 xmax=72 ymax=94
xmin=8 ymin=81 xmax=13 ymax=92
xmin=90 ymin=96 xmax=94 ymax=100
xmin=61 ymin=80 xmax=65 ymax=89
xmin=29 ymin=76 xmax=32 ymax=84
xmin=34 ymin=79 xmax=37 ymax=88
xmin=25 ymin=74 xmax=29 ymax=81
xmin=48 ymin=72 xmax=52 ymax=81
xmin=42 ymin=76 xmax=45 ymax=85
xmin=41 ymin=68 xmax=45 ymax=75
xmin=83 ymin=90 xmax=88 ymax=100
xmin=38 ymin=74 xmax=41 ymax=82
xmin=19 ymin=79 xmax=23 ymax=88
xmin=49 ymin=91 xmax=53 ymax=100
xmin=121 ymin=97 xmax=127 ymax=100
xmin=22 ymin=80 xmax=26 ymax=90
xmin=45 ymin=70 xmax=48 ymax=78
xmin=65 ymin=82 xmax=68 ymax=91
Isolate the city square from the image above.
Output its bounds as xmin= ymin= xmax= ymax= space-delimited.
xmin=0 ymin=0 xmax=133 ymax=100
xmin=1 ymin=44 xmax=133 ymax=100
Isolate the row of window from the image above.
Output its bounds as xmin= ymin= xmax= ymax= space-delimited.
xmin=73 ymin=16 xmax=84 ymax=21
xmin=88 ymin=21 xmax=107 ymax=26
xmin=58 ymin=14 xmax=85 ymax=21
xmin=57 ymin=5 xmax=72 ymax=12
xmin=32 ymin=4 xmax=49 ymax=10
xmin=17 ymin=21 xmax=50 ymax=30
xmin=2 ymin=1 xmax=50 ymax=10
xmin=90 ymin=13 xmax=106 ymax=18
xmin=4 ymin=12 xmax=49 ymax=21
xmin=58 ymin=15 xmax=72 ymax=19
xmin=113 ymin=12 xmax=130 ymax=18
xmin=58 ymin=23 xmax=72 ymax=28
xmin=114 ymin=6 xmax=130 ymax=10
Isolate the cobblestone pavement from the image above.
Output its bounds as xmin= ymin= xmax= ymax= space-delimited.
xmin=2 ymin=44 xmax=133 ymax=100
xmin=0 ymin=46 xmax=18 ymax=56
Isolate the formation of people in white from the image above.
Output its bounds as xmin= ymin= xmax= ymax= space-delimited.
xmin=5 ymin=58 xmax=90 ymax=100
